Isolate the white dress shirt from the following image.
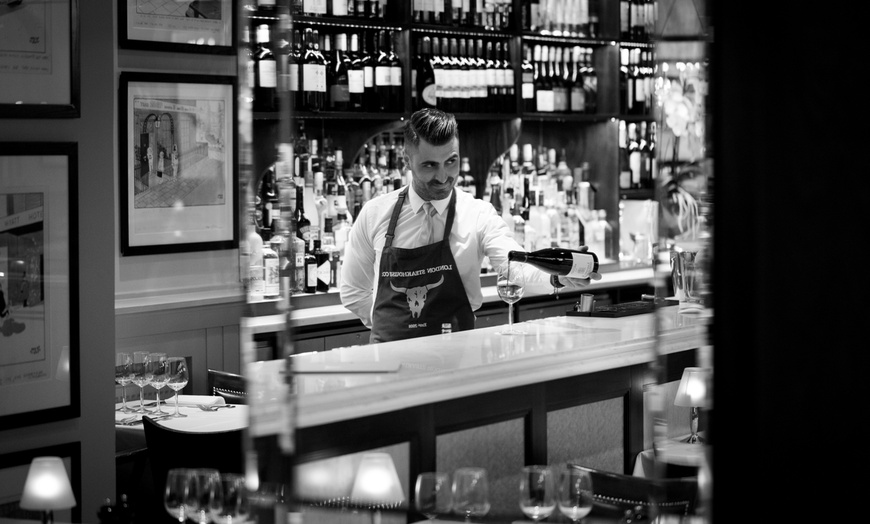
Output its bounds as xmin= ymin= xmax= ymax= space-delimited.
xmin=340 ymin=185 xmax=555 ymax=329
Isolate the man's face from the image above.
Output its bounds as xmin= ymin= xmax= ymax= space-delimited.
xmin=405 ymin=136 xmax=460 ymax=202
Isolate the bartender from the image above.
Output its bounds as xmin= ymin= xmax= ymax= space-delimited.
xmin=340 ymin=108 xmax=600 ymax=343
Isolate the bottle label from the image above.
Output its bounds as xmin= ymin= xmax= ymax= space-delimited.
xmin=307 ymin=262 xmax=317 ymax=287
xmin=303 ymin=63 xmax=326 ymax=92
xmin=536 ymin=90 xmax=554 ymax=112
xmin=375 ymin=65 xmax=390 ymax=86
xmin=258 ymin=61 xmax=277 ymax=88
xmin=317 ymin=260 xmax=331 ymax=285
xmin=348 ymin=70 xmax=365 ymax=93
xmin=332 ymin=0 xmax=348 ymax=16
xmin=264 ymin=258 xmax=280 ymax=296
xmin=566 ymin=252 xmax=596 ymax=279
xmin=289 ymin=64 xmax=299 ymax=91
xmin=390 ymin=66 xmax=402 ymax=87
xmin=304 ymin=0 xmax=327 ymax=14
xmin=331 ymin=82 xmax=350 ymax=102
xmin=522 ymin=82 xmax=534 ymax=100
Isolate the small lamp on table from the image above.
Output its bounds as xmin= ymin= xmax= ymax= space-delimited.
xmin=19 ymin=456 xmax=77 ymax=524
xmin=674 ymin=366 xmax=711 ymax=444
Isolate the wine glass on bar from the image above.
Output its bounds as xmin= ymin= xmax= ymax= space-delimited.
xmin=165 ymin=357 xmax=189 ymax=418
xmin=557 ymin=465 xmax=594 ymax=522
xmin=115 ymin=352 xmax=133 ymax=413
xmin=452 ymin=467 xmax=490 ymax=521
xmin=148 ymin=352 xmax=169 ymax=414
xmin=130 ymin=351 xmax=151 ymax=414
xmin=519 ymin=465 xmax=556 ymax=522
xmin=415 ymin=471 xmax=453 ymax=521
xmin=497 ymin=261 xmax=526 ymax=335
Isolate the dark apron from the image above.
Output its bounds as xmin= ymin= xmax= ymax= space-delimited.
xmin=370 ymin=188 xmax=475 ymax=343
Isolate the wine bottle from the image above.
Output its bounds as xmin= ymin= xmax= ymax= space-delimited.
xmin=301 ymin=28 xmax=327 ymax=112
xmin=569 ymin=45 xmax=585 ymax=113
xmin=521 ymin=43 xmax=535 ymax=112
xmin=347 ymin=33 xmax=365 ymax=110
xmin=500 ymin=41 xmax=515 ymax=110
xmin=358 ymin=31 xmax=375 ymax=111
xmin=374 ymin=30 xmax=391 ymax=112
xmin=508 ymin=247 xmax=599 ymax=279
xmin=329 ymin=33 xmax=351 ymax=111
xmin=418 ymin=36 xmax=437 ymax=109
xmin=387 ymin=31 xmax=402 ymax=111
xmin=534 ymin=45 xmax=554 ymax=112
xmin=254 ymin=24 xmax=277 ymax=112
xmin=618 ymin=120 xmax=632 ymax=189
xmin=288 ymin=29 xmax=302 ymax=111
xmin=628 ymin=122 xmax=641 ymax=188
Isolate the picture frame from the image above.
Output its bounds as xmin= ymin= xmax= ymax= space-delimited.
xmin=0 ymin=0 xmax=81 ymax=118
xmin=118 ymin=0 xmax=236 ymax=55
xmin=0 ymin=442 xmax=81 ymax=522
xmin=119 ymin=72 xmax=238 ymax=256
xmin=0 ymin=142 xmax=80 ymax=430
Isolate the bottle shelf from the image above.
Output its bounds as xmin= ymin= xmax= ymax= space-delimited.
xmin=620 ymin=188 xmax=655 ymax=200
xmin=521 ymin=112 xmax=614 ymax=123
xmin=522 ymin=32 xmax=612 ymax=46
xmin=291 ymin=14 xmax=402 ymax=30
xmin=411 ymin=24 xmax=515 ymax=38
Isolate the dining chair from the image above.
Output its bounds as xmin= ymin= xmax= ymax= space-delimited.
xmin=142 ymin=416 xmax=245 ymax=511
xmin=207 ymin=368 xmax=247 ymax=404
xmin=569 ymin=463 xmax=699 ymax=519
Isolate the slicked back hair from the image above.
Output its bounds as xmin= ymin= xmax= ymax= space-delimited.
xmin=403 ymin=108 xmax=459 ymax=149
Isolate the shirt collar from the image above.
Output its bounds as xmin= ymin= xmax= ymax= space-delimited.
xmin=408 ymin=185 xmax=451 ymax=216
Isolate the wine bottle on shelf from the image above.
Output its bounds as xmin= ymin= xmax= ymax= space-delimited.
xmin=287 ymin=29 xmax=302 ymax=111
xmin=534 ymin=45 xmax=554 ymax=112
xmin=484 ymin=40 xmax=498 ymax=112
xmin=618 ymin=120 xmax=632 ymax=190
xmin=628 ymin=122 xmax=642 ymax=188
xmin=569 ymin=45 xmax=585 ymax=113
xmin=254 ymin=24 xmax=277 ymax=112
xmin=387 ymin=30 xmax=402 ymax=111
xmin=303 ymin=229 xmax=317 ymax=294
xmin=329 ymin=33 xmax=351 ymax=111
xmin=374 ymin=30 xmax=391 ymax=112
xmin=301 ymin=28 xmax=327 ymax=112
xmin=500 ymin=41 xmax=515 ymax=111
xmin=507 ymin=247 xmax=599 ymax=279
xmin=347 ymin=33 xmax=365 ymax=110
xmin=522 ymin=43 xmax=535 ymax=112
xmin=552 ymin=46 xmax=567 ymax=112
xmin=619 ymin=47 xmax=630 ymax=114
xmin=583 ymin=47 xmax=597 ymax=113
xmin=620 ymin=0 xmax=632 ymax=40
xmin=417 ymin=36 xmax=437 ymax=109
xmin=357 ymin=31 xmax=375 ymax=111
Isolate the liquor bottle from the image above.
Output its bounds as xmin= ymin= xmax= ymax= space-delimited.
xmin=254 ymin=24 xmax=277 ymax=112
xmin=303 ymin=230 xmax=317 ymax=293
xmin=507 ymin=247 xmax=599 ymax=279
xmin=618 ymin=120 xmax=632 ymax=189
xmin=628 ymin=122 xmax=642 ymax=188
xmin=301 ymin=28 xmax=327 ymax=111
xmin=522 ymin=44 xmax=535 ymax=112
xmin=262 ymin=231 xmax=280 ymax=299
xmin=583 ymin=47 xmax=597 ymax=113
xmin=303 ymin=0 xmax=327 ymax=16
xmin=374 ymin=30 xmax=392 ymax=111
xmin=320 ymin=217 xmax=340 ymax=288
xmin=510 ymin=200 xmax=525 ymax=248
xmin=329 ymin=33 xmax=351 ymax=111
xmin=312 ymin=234 xmax=330 ymax=292
xmin=417 ymin=36 xmax=437 ymax=109
xmin=333 ymin=210 xmax=351 ymax=257
xmin=295 ymin=185 xmax=311 ymax=243
xmin=246 ymin=212 xmax=265 ymax=301
xmin=347 ymin=33 xmax=365 ymax=110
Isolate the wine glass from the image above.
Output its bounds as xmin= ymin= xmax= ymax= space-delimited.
xmin=130 ymin=351 xmax=151 ymax=413
xmin=415 ymin=471 xmax=453 ymax=521
xmin=556 ymin=466 xmax=594 ymax=522
xmin=148 ymin=352 xmax=169 ymax=414
xmin=115 ymin=352 xmax=133 ymax=413
xmin=208 ymin=473 xmax=250 ymax=524
xmin=497 ymin=261 xmax=526 ymax=335
xmin=164 ymin=468 xmax=192 ymax=523
xmin=452 ymin=467 xmax=490 ymax=521
xmin=166 ymin=357 xmax=189 ymax=418
xmin=184 ymin=468 xmax=221 ymax=524
xmin=519 ymin=465 xmax=555 ymax=522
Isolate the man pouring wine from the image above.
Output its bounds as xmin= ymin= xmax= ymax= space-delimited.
xmin=340 ymin=108 xmax=602 ymax=343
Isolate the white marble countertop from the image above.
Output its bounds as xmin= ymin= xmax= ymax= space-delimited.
xmin=289 ymin=305 xmax=706 ymax=429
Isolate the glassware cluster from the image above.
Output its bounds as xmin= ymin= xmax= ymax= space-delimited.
xmin=164 ymin=468 xmax=249 ymax=524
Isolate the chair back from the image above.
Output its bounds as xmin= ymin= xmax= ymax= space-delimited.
xmin=142 ymin=416 xmax=244 ymax=499
xmin=207 ymin=368 xmax=247 ymax=404
xmin=569 ymin=464 xmax=698 ymax=518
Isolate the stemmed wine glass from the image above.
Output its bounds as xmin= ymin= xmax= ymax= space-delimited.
xmin=130 ymin=351 xmax=151 ymax=414
xmin=497 ymin=261 xmax=526 ymax=335
xmin=166 ymin=357 xmax=189 ymax=418
xmin=115 ymin=352 xmax=133 ymax=413
xmin=556 ymin=466 xmax=594 ymax=522
xmin=148 ymin=352 xmax=169 ymax=414
xmin=452 ymin=467 xmax=490 ymax=521
xmin=184 ymin=468 xmax=221 ymax=524
xmin=415 ymin=472 xmax=453 ymax=521
xmin=164 ymin=468 xmax=192 ymax=523
xmin=519 ymin=465 xmax=555 ymax=522
xmin=208 ymin=473 xmax=250 ymax=524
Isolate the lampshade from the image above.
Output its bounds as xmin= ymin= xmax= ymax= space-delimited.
xmin=19 ymin=457 xmax=76 ymax=511
xmin=674 ymin=367 xmax=710 ymax=408
xmin=350 ymin=452 xmax=405 ymax=505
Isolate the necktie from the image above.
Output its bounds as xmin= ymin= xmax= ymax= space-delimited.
xmin=421 ymin=202 xmax=438 ymax=246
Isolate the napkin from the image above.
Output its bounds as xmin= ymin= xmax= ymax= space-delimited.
xmin=172 ymin=395 xmax=226 ymax=407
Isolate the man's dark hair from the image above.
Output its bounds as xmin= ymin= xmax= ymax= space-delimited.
xmin=403 ymin=108 xmax=459 ymax=149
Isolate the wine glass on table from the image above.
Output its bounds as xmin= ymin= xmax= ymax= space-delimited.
xmin=184 ymin=468 xmax=221 ymax=524
xmin=519 ymin=465 xmax=556 ymax=522
xmin=208 ymin=473 xmax=250 ymax=524
xmin=166 ymin=357 xmax=189 ymax=418
xmin=148 ymin=352 xmax=169 ymax=414
xmin=556 ymin=465 xmax=594 ymax=522
xmin=415 ymin=471 xmax=453 ymax=521
xmin=130 ymin=351 xmax=151 ymax=414
xmin=115 ymin=352 xmax=133 ymax=413
xmin=164 ymin=468 xmax=192 ymax=523
xmin=497 ymin=261 xmax=526 ymax=335
xmin=452 ymin=467 xmax=490 ymax=521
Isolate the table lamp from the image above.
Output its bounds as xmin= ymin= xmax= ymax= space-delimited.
xmin=350 ymin=452 xmax=405 ymax=523
xmin=674 ymin=367 xmax=710 ymax=444
xmin=19 ymin=456 xmax=77 ymax=524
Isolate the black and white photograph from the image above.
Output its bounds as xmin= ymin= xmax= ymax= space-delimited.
xmin=119 ymin=72 xmax=237 ymax=255
xmin=119 ymin=0 xmax=234 ymax=54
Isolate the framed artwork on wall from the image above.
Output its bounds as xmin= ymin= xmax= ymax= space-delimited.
xmin=0 ymin=0 xmax=81 ymax=118
xmin=0 ymin=442 xmax=81 ymax=522
xmin=119 ymin=72 xmax=238 ymax=256
xmin=118 ymin=0 xmax=236 ymax=55
xmin=0 ymin=142 xmax=80 ymax=429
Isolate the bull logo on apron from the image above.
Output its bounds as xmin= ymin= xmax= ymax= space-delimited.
xmin=389 ymin=275 xmax=445 ymax=318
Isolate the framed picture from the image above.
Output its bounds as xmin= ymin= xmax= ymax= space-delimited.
xmin=119 ymin=72 xmax=238 ymax=256
xmin=0 ymin=442 xmax=81 ymax=522
xmin=0 ymin=142 xmax=80 ymax=430
xmin=0 ymin=0 xmax=81 ymax=118
xmin=119 ymin=0 xmax=235 ymax=55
